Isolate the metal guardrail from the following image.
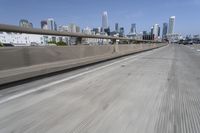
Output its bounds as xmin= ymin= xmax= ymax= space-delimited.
xmin=0 ymin=24 xmax=160 ymax=43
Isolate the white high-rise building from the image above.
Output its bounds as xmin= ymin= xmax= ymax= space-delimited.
xmin=102 ymin=11 xmax=108 ymax=30
xmin=168 ymin=16 xmax=175 ymax=34
xmin=47 ymin=18 xmax=57 ymax=31
xmin=153 ymin=24 xmax=160 ymax=38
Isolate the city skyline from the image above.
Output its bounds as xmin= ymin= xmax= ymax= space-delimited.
xmin=0 ymin=0 xmax=199 ymax=35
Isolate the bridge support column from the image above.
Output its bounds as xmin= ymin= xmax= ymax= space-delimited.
xmin=76 ymin=37 xmax=82 ymax=45
xmin=112 ymin=39 xmax=116 ymax=44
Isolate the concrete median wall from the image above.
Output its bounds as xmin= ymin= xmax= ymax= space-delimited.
xmin=0 ymin=43 xmax=167 ymax=85
xmin=0 ymin=45 xmax=114 ymax=70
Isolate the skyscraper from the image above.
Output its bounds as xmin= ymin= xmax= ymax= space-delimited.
xmin=115 ymin=23 xmax=119 ymax=32
xmin=151 ymin=27 xmax=154 ymax=35
xmin=47 ymin=18 xmax=57 ymax=31
xmin=41 ymin=20 xmax=48 ymax=29
xmin=153 ymin=24 xmax=159 ymax=38
xmin=130 ymin=23 xmax=136 ymax=34
xmin=162 ymin=23 xmax=168 ymax=37
xmin=158 ymin=26 xmax=161 ymax=37
xmin=168 ymin=16 xmax=175 ymax=34
xmin=119 ymin=27 xmax=125 ymax=37
xmin=102 ymin=11 xmax=108 ymax=31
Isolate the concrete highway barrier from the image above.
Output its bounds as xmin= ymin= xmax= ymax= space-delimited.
xmin=0 ymin=43 xmax=167 ymax=85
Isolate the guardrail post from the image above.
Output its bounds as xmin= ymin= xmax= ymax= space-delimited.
xmin=112 ymin=39 xmax=119 ymax=53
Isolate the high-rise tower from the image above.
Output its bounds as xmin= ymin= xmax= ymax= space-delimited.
xmin=130 ymin=23 xmax=136 ymax=34
xmin=47 ymin=18 xmax=57 ymax=31
xmin=168 ymin=16 xmax=175 ymax=34
xmin=153 ymin=24 xmax=160 ymax=37
xmin=102 ymin=11 xmax=108 ymax=31
xmin=162 ymin=23 xmax=168 ymax=37
xmin=115 ymin=23 xmax=119 ymax=32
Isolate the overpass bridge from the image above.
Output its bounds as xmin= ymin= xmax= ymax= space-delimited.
xmin=0 ymin=24 xmax=160 ymax=44
xmin=0 ymin=24 xmax=200 ymax=133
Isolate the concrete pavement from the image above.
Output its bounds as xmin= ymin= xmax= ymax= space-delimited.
xmin=0 ymin=44 xmax=200 ymax=133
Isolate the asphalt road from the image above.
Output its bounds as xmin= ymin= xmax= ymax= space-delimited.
xmin=0 ymin=44 xmax=200 ymax=133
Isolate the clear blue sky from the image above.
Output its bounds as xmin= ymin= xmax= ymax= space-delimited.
xmin=0 ymin=0 xmax=199 ymax=35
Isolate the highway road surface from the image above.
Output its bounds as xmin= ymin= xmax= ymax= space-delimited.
xmin=0 ymin=44 xmax=200 ymax=133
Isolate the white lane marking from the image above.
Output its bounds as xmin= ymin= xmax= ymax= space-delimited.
xmin=197 ymin=49 xmax=200 ymax=52
xmin=0 ymin=47 xmax=164 ymax=104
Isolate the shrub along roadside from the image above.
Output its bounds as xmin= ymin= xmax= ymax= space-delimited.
xmin=48 ymin=41 xmax=67 ymax=46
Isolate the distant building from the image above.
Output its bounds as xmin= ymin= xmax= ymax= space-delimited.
xmin=115 ymin=23 xmax=119 ymax=32
xmin=82 ymin=27 xmax=92 ymax=34
xmin=19 ymin=19 xmax=33 ymax=28
xmin=82 ymin=27 xmax=99 ymax=44
xmin=29 ymin=23 xmax=33 ymax=28
xmin=0 ymin=32 xmax=47 ymax=46
xmin=127 ymin=24 xmax=137 ymax=39
xmin=162 ymin=23 xmax=168 ymax=38
xmin=68 ymin=23 xmax=80 ymax=33
xmin=104 ymin=28 xmax=111 ymax=35
xmin=153 ymin=24 xmax=160 ymax=38
xmin=47 ymin=18 xmax=57 ymax=31
xmin=142 ymin=31 xmax=154 ymax=40
xmin=102 ymin=11 xmax=109 ymax=31
xmin=41 ymin=20 xmax=48 ymax=29
xmin=143 ymin=31 xmax=148 ymax=35
xmin=130 ymin=23 xmax=136 ymax=34
xmin=76 ymin=26 xmax=81 ymax=33
xmin=68 ymin=24 xmax=76 ymax=33
xmin=119 ymin=27 xmax=125 ymax=37
xmin=58 ymin=25 xmax=69 ymax=32
xmin=67 ymin=23 xmax=81 ymax=45
xmin=167 ymin=33 xmax=181 ymax=43
xmin=92 ymin=28 xmax=100 ymax=34
xmin=110 ymin=31 xmax=119 ymax=37
xmin=19 ymin=19 xmax=28 ymax=27
xmin=158 ymin=26 xmax=161 ymax=37
xmin=151 ymin=27 xmax=154 ymax=35
xmin=143 ymin=34 xmax=155 ymax=40
xmin=168 ymin=16 xmax=175 ymax=34
xmin=193 ymin=35 xmax=200 ymax=39
xmin=193 ymin=35 xmax=200 ymax=43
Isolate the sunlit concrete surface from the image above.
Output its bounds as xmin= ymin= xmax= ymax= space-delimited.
xmin=0 ymin=44 xmax=200 ymax=133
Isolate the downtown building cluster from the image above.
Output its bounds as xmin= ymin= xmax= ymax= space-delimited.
xmin=0 ymin=12 xmax=187 ymax=46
